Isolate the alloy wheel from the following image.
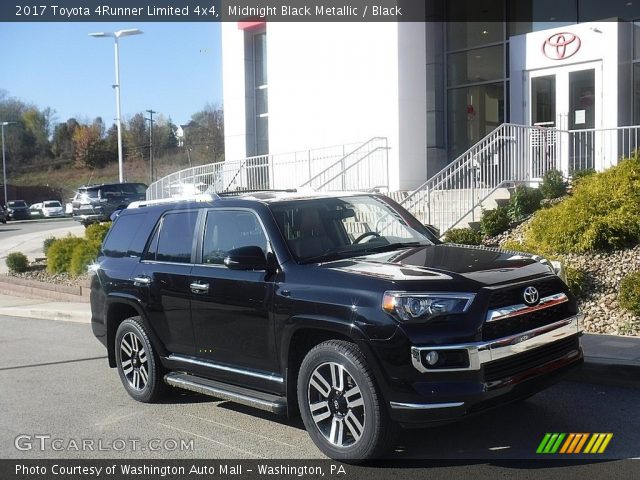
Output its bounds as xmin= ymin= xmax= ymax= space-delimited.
xmin=307 ymin=362 xmax=366 ymax=448
xmin=119 ymin=331 xmax=148 ymax=391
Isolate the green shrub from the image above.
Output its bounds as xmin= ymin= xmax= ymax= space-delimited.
xmin=619 ymin=271 xmax=640 ymax=316
xmin=84 ymin=222 xmax=112 ymax=244
xmin=508 ymin=185 xmax=543 ymax=221
xmin=69 ymin=239 xmax=101 ymax=277
xmin=444 ymin=228 xmax=483 ymax=245
xmin=571 ymin=168 xmax=596 ymax=185
xmin=480 ymin=206 xmax=511 ymax=237
xmin=47 ymin=236 xmax=85 ymax=274
xmin=539 ymin=169 xmax=568 ymax=199
xmin=565 ymin=266 xmax=587 ymax=298
xmin=6 ymin=252 xmax=28 ymax=273
xmin=43 ymin=236 xmax=56 ymax=256
xmin=523 ymin=156 xmax=640 ymax=254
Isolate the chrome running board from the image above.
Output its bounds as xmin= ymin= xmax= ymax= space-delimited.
xmin=164 ymin=372 xmax=287 ymax=415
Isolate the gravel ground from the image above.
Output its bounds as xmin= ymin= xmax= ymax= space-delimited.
xmin=9 ymin=261 xmax=88 ymax=288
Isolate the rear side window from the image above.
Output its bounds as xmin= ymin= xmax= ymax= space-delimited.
xmin=146 ymin=211 xmax=199 ymax=263
xmin=102 ymin=212 xmax=149 ymax=258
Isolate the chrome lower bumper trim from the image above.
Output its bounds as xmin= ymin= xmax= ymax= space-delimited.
xmin=411 ymin=313 xmax=583 ymax=373
xmin=390 ymin=401 xmax=464 ymax=410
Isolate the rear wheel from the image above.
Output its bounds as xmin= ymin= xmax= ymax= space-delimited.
xmin=297 ymin=340 xmax=395 ymax=461
xmin=115 ymin=317 xmax=166 ymax=403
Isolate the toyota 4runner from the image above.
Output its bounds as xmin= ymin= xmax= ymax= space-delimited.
xmin=90 ymin=191 xmax=583 ymax=460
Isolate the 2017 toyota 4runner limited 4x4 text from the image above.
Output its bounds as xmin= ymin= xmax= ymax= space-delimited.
xmin=90 ymin=191 xmax=583 ymax=461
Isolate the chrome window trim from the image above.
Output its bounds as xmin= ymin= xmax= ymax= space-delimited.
xmin=389 ymin=401 xmax=464 ymax=410
xmin=167 ymin=354 xmax=284 ymax=383
xmin=411 ymin=314 xmax=582 ymax=374
xmin=485 ymin=293 xmax=569 ymax=322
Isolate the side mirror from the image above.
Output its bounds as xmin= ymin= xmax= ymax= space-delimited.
xmin=224 ymin=246 xmax=268 ymax=271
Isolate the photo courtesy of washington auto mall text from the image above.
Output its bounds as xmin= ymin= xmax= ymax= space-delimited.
xmin=1 ymin=0 xmax=640 ymax=479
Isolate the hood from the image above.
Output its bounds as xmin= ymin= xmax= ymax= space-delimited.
xmin=321 ymin=244 xmax=553 ymax=286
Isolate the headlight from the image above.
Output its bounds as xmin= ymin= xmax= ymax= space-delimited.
xmin=382 ymin=291 xmax=475 ymax=322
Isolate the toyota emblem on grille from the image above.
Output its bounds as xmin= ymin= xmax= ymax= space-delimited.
xmin=523 ymin=286 xmax=540 ymax=306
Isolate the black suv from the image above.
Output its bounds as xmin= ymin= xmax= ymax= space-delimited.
xmin=5 ymin=200 xmax=30 ymax=220
xmin=72 ymin=182 xmax=147 ymax=226
xmin=90 ymin=191 xmax=583 ymax=460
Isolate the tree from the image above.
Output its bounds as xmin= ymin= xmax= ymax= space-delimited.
xmin=52 ymin=118 xmax=79 ymax=162
xmin=183 ymin=104 xmax=224 ymax=162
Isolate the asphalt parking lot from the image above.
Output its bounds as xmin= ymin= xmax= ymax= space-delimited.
xmin=1 ymin=315 xmax=639 ymax=462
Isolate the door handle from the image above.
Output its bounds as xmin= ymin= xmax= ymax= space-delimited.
xmin=133 ymin=276 xmax=152 ymax=287
xmin=190 ymin=281 xmax=210 ymax=294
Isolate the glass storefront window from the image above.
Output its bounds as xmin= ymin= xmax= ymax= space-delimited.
xmin=446 ymin=0 xmax=504 ymax=50
xmin=447 ymin=83 xmax=505 ymax=159
xmin=578 ymin=0 xmax=640 ymax=22
xmin=507 ymin=0 xmax=577 ymax=36
xmin=447 ymin=45 xmax=504 ymax=87
xmin=634 ymin=64 xmax=640 ymax=124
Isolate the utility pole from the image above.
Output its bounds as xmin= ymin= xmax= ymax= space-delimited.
xmin=145 ymin=109 xmax=156 ymax=184
xmin=1 ymin=121 xmax=17 ymax=208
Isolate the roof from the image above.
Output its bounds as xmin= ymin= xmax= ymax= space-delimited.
xmin=125 ymin=190 xmax=379 ymax=213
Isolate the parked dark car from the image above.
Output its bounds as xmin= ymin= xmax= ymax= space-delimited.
xmin=72 ymin=182 xmax=147 ymax=226
xmin=5 ymin=200 xmax=30 ymax=220
xmin=0 ymin=206 xmax=6 ymax=223
xmin=90 ymin=191 xmax=583 ymax=461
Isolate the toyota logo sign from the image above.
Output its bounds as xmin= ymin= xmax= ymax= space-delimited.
xmin=542 ymin=32 xmax=581 ymax=60
xmin=523 ymin=286 xmax=540 ymax=306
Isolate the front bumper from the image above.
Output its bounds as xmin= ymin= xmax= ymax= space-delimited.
xmin=390 ymin=314 xmax=583 ymax=426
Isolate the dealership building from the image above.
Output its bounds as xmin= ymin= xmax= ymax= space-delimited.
xmin=220 ymin=1 xmax=640 ymax=192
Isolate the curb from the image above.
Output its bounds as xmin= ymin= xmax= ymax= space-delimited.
xmin=0 ymin=307 xmax=90 ymax=324
xmin=567 ymin=357 xmax=640 ymax=390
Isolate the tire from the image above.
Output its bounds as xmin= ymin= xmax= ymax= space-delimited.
xmin=115 ymin=316 xmax=166 ymax=403
xmin=297 ymin=340 xmax=395 ymax=461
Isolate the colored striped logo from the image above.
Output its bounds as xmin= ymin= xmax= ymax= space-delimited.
xmin=536 ymin=433 xmax=613 ymax=454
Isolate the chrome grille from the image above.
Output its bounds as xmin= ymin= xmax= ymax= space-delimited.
xmin=482 ymin=303 xmax=571 ymax=341
xmin=487 ymin=278 xmax=564 ymax=309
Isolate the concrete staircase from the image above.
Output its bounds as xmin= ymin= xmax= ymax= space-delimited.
xmin=386 ymin=188 xmax=513 ymax=233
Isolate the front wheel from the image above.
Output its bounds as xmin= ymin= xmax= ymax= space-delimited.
xmin=297 ymin=340 xmax=395 ymax=461
xmin=115 ymin=317 xmax=166 ymax=403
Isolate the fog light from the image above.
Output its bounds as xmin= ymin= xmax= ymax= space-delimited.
xmin=425 ymin=351 xmax=439 ymax=366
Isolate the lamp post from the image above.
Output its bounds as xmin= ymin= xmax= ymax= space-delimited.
xmin=89 ymin=29 xmax=143 ymax=183
xmin=1 ymin=121 xmax=16 ymax=208
xmin=145 ymin=109 xmax=157 ymax=184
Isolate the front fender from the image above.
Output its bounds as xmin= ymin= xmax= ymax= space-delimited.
xmin=279 ymin=315 xmax=397 ymax=416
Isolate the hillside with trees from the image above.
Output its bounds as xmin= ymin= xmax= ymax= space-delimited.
xmin=0 ymin=91 xmax=224 ymax=199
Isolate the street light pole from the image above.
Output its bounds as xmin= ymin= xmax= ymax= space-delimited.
xmin=145 ymin=109 xmax=157 ymax=184
xmin=1 ymin=121 xmax=16 ymax=208
xmin=89 ymin=29 xmax=143 ymax=183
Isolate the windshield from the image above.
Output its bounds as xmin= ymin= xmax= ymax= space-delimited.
xmin=270 ymin=195 xmax=433 ymax=263
xmin=44 ymin=201 xmax=61 ymax=208
xmin=8 ymin=201 xmax=27 ymax=208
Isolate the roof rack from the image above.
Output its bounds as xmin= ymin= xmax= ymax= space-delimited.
xmin=217 ymin=189 xmax=298 ymax=197
xmin=127 ymin=194 xmax=220 ymax=209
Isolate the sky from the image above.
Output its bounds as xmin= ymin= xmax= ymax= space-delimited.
xmin=0 ymin=22 xmax=222 ymax=127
